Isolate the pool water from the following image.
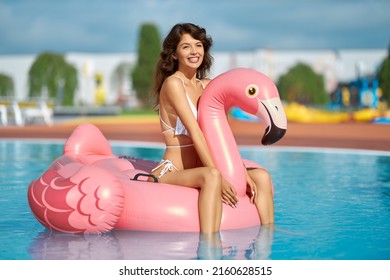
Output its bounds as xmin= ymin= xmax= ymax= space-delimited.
xmin=1 ymin=140 xmax=389 ymax=260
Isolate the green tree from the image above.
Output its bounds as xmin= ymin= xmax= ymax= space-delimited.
xmin=132 ymin=23 xmax=161 ymax=107
xmin=377 ymin=45 xmax=390 ymax=106
xmin=28 ymin=52 xmax=78 ymax=106
xmin=0 ymin=73 xmax=14 ymax=98
xmin=277 ymin=63 xmax=328 ymax=105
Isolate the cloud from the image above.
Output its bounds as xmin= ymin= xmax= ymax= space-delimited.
xmin=0 ymin=0 xmax=389 ymax=54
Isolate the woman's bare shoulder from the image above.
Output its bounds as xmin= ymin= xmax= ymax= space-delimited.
xmin=162 ymin=75 xmax=182 ymax=89
xmin=160 ymin=75 xmax=185 ymax=99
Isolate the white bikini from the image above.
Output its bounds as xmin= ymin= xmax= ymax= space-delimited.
xmin=152 ymin=75 xmax=205 ymax=178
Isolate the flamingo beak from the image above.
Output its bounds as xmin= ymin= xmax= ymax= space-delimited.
xmin=261 ymin=111 xmax=286 ymax=145
xmin=258 ymin=99 xmax=287 ymax=145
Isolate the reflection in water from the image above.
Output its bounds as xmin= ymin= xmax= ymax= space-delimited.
xmin=28 ymin=226 xmax=274 ymax=260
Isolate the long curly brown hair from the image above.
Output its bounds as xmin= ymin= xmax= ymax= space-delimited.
xmin=152 ymin=23 xmax=213 ymax=110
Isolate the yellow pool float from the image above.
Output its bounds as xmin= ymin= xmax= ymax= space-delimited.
xmin=352 ymin=108 xmax=381 ymax=122
xmin=284 ymin=103 xmax=350 ymax=123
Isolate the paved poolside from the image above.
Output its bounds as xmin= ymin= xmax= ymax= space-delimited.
xmin=0 ymin=116 xmax=389 ymax=152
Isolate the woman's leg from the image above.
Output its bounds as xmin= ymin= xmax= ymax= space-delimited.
xmin=248 ymin=168 xmax=274 ymax=224
xmin=158 ymin=167 xmax=223 ymax=233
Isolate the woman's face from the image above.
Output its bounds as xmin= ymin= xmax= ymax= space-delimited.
xmin=174 ymin=33 xmax=204 ymax=70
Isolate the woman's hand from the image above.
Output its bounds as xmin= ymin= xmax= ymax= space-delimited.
xmin=221 ymin=177 xmax=238 ymax=208
xmin=245 ymin=169 xmax=257 ymax=204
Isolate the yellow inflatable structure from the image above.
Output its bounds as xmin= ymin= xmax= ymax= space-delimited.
xmin=284 ymin=102 xmax=390 ymax=123
xmin=352 ymin=108 xmax=381 ymax=122
xmin=284 ymin=103 xmax=350 ymax=123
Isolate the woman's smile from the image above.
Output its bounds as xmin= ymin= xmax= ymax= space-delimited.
xmin=188 ymin=56 xmax=200 ymax=63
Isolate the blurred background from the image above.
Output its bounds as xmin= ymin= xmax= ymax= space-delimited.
xmin=0 ymin=0 xmax=389 ymax=125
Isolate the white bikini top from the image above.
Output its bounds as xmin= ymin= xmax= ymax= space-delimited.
xmin=160 ymin=75 xmax=204 ymax=137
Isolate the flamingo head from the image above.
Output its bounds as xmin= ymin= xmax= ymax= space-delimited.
xmin=205 ymin=68 xmax=287 ymax=145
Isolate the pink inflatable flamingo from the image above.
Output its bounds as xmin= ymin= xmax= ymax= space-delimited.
xmin=199 ymin=68 xmax=287 ymax=196
xmin=27 ymin=68 xmax=286 ymax=234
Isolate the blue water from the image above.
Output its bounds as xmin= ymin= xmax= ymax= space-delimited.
xmin=1 ymin=140 xmax=390 ymax=260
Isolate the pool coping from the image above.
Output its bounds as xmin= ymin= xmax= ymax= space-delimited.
xmin=2 ymin=138 xmax=390 ymax=157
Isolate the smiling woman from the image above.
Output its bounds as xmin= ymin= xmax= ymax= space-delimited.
xmin=149 ymin=23 xmax=287 ymax=233
xmin=150 ymin=23 xmax=224 ymax=233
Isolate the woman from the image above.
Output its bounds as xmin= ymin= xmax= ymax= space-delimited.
xmin=151 ymin=23 xmax=274 ymax=233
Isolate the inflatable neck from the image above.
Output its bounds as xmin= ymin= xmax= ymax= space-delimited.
xmin=198 ymin=77 xmax=247 ymax=196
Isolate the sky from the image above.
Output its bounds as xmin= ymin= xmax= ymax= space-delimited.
xmin=0 ymin=0 xmax=389 ymax=55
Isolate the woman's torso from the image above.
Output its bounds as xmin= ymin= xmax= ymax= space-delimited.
xmin=156 ymin=74 xmax=207 ymax=171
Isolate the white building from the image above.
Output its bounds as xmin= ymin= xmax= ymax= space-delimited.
xmin=0 ymin=48 xmax=387 ymax=106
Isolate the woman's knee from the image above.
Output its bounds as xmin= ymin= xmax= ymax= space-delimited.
xmin=250 ymin=168 xmax=269 ymax=180
xmin=251 ymin=169 xmax=272 ymax=192
xmin=201 ymin=167 xmax=222 ymax=189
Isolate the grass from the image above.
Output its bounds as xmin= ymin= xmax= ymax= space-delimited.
xmin=119 ymin=107 xmax=156 ymax=116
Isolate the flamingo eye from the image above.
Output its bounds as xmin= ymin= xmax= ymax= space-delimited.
xmin=245 ymin=84 xmax=259 ymax=98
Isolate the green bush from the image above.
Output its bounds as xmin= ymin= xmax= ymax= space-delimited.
xmin=277 ymin=63 xmax=328 ymax=105
xmin=0 ymin=73 xmax=14 ymax=97
xmin=28 ymin=52 xmax=78 ymax=105
xmin=377 ymin=46 xmax=390 ymax=106
xmin=132 ymin=23 xmax=161 ymax=108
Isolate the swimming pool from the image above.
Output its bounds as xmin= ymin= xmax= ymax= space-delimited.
xmin=1 ymin=140 xmax=389 ymax=260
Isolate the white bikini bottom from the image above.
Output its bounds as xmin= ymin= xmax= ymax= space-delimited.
xmin=151 ymin=159 xmax=178 ymax=178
